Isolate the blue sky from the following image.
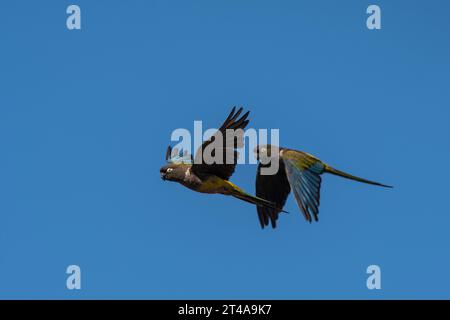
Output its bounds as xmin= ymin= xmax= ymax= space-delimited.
xmin=0 ymin=0 xmax=449 ymax=299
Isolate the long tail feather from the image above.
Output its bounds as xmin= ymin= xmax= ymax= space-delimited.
xmin=233 ymin=192 xmax=288 ymax=213
xmin=325 ymin=165 xmax=393 ymax=188
xmin=227 ymin=182 xmax=288 ymax=212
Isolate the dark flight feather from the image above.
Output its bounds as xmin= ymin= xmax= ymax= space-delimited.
xmin=255 ymin=160 xmax=291 ymax=228
xmin=192 ymin=107 xmax=250 ymax=180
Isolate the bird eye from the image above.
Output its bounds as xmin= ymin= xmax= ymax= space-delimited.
xmin=167 ymin=168 xmax=173 ymax=173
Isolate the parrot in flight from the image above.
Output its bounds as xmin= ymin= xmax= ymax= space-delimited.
xmin=160 ymin=107 xmax=283 ymax=213
xmin=254 ymin=145 xmax=393 ymax=229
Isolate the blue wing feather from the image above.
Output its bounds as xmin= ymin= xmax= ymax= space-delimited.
xmin=283 ymin=158 xmax=323 ymax=222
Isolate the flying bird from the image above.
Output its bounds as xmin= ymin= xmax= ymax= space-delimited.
xmin=160 ymin=107 xmax=283 ymax=213
xmin=255 ymin=145 xmax=392 ymax=229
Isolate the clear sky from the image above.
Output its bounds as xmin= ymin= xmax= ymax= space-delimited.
xmin=0 ymin=0 xmax=449 ymax=299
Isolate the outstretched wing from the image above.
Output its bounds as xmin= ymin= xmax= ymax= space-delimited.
xmin=281 ymin=150 xmax=325 ymax=222
xmin=255 ymin=159 xmax=291 ymax=229
xmin=192 ymin=107 xmax=249 ymax=180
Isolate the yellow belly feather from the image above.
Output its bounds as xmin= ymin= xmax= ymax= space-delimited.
xmin=195 ymin=176 xmax=237 ymax=194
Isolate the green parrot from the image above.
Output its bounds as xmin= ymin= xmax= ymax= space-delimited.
xmin=160 ymin=107 xmax=284 ymax=213
xmin=254 ymin=145 xmax=392 ymax=229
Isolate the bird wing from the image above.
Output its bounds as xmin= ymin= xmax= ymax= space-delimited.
xmin=192 ymin=107 xmax=249 ymax=180
xmin=281 ymin=150 xmax=325 ymax=222
xmin=255 ymin=159 xmax=291 ymax=228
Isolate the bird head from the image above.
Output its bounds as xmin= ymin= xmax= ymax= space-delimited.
xmin=254 ymin=144 xmax=280 ymax=164
xmin=160 ymin=164 xmax=186 ymax=182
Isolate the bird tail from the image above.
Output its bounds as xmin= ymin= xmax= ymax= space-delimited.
xmin=226 ymin=181 xmax=288 ymax=212
xmin=324 ymin=165 xmax=393 ymax=188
